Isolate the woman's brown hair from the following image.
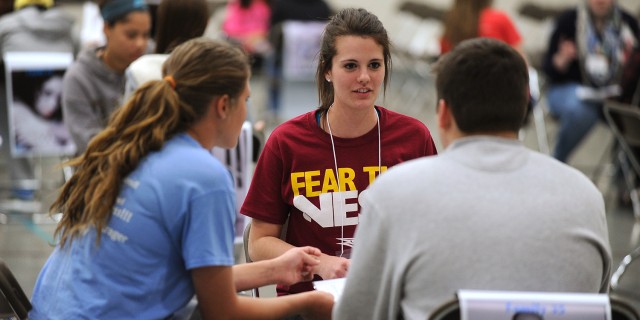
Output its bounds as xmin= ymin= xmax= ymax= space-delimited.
xmin=154 ymin=0 xmax=210 ymax=54
xmin=442 ymin=0 xmax=493 ymax=48
xmin=53 ymin=38 xmax=250 ymax=248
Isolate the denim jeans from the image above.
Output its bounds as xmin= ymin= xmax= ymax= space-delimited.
xmin=546 ymin=82 xmax=602 ymax=162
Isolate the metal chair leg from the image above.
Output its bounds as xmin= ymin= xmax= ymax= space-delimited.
xmin=532 ymin=101 xmax=550 ymax=155
xmin=611 ymin=244 xmax=640 ymax=290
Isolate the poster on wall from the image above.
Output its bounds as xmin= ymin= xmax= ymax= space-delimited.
xmin=4 ymin=52 xmax=76 ymax=158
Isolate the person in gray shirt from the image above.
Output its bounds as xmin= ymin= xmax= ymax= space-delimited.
xmin=333 ymin=38 xmax=611 ymax=320
xmin=62 ymin=0 xmax=150 ymax=153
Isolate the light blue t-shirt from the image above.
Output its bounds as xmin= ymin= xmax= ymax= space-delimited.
xmin=30 ymin=133 xmax=236 ymax=319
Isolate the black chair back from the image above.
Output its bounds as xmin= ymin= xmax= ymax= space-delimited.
xmin=0 ymin=259 xmax=31 ymax=320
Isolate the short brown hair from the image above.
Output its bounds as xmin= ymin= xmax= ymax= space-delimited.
xmin=433 ymin=38 xmax=528 ymax=133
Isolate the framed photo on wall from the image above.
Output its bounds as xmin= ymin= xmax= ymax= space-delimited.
xmin=4 ymin=52 xmax=75 ymax=157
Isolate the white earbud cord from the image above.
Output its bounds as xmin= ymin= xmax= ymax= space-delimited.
xmin=326 ymin=104 xmax=381 ymax=258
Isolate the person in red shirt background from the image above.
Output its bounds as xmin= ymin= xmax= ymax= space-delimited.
xmin=440 ymin=0 xmax=525 ymax=60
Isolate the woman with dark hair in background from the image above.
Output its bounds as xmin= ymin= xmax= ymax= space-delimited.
xmin=153 ymin=0 xmax=209 ymax=54
xmin=440 ymin=0 xmax=525 ymax=58
xmin=62 ymin=0 xmax=150 ymax=153
xmin=124 ymin=0 xmax=209 ymax=100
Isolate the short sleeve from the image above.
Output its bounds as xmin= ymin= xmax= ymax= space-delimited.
xmin=182 ymin=189 xmax=236 ymax=270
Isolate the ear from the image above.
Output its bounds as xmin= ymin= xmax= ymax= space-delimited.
xmin=325 ymin=70 xmax=332 ymax=83
xmin=213 ymin=94 xmax=231 ymax=119
xmin=103 ymin=23 xmax=110 ymax=39
xmin=436 ymin=99 xmax=452 ymax=130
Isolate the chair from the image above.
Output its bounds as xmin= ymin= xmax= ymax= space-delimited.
xmin=0 ymin=259 xmax=31 ymax=320
xmin=398 ymin=1 xmax=446 ymax=21
xmin=242 ymin=222 xmax=259 ymax=298
xmin=395 ymin=1 xmax=443 ymax=62
xmin=611 ymin=295 xmax=640 ymax=320
xmin=280 ymin=21 xmax=326 ymax=82
xmin=525 ymin=67 xmax=551 ymax=155
xmin=241 ymin=219 xmax=289 ymax=298
xmin=387 ymin=2 xmax=442 ymax=112
xmin=603 ymin=100 xmax=640 ymax=290
xmin=267 ymin=20 xmax=325 ymax=120
xmin=212 ymin=121 xmax=253 ymax=244
xmin=428 ymin=298 xmax=459 ymax=320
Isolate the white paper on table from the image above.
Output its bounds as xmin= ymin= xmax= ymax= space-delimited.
xmin=313 ymin=278 xmax=346 ymax=302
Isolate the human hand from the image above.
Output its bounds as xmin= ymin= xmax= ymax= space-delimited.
xmin=553 ymin=38 xmax=577 ymax=71
xmin=274 ymin=246 xmax=322 ymax=285
xmin=313 ymin=254 xmax=350 ymax=280
xmin=300 ymin=290 xmax=334 ymax=320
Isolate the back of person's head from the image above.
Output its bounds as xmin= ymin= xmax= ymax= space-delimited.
xmin=53 ymin=37 xmax=250 ymax=248
xmin=433 ymin=38 xmax=528 ymax=133
xmin=99 ymin=0 xmax=148 ymax=26
xmin=316 ymin=7 xmax=391 ymax=111
xmin=154 ymin=0 xmax=209 ymax=54
xmin=158 ymin=37 xmax=250 ymax=120
xmin=14 ymin=0 xmax=52 ymax=10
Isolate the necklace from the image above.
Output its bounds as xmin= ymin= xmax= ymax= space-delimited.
xmin=325 ymin=104 xmax=381 ymax=257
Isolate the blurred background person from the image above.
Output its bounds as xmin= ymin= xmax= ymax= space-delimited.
xmin=124 ymin=0 xmax=209 ymax=99
xmin=63 ymin=0 xmax=150 ymax=154
xmin=543 ymin=0 xmax=639 ymax=163
xmin=440 ymin=0 xmax=525 ymax=58
xmin=222 ymin=0 xmax=272 ymax=72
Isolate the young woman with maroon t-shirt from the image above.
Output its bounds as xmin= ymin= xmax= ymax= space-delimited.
xmin=241 ymin=8 xmax=438 ymax=296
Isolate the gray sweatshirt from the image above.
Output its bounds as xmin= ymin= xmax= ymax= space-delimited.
xmin=334 ymin=136 xmax=611 ymax=320
xmin=0 ymin=6 xmax=74 ymax=54
xmin=62 ymin=47 xmax=125 ymax=153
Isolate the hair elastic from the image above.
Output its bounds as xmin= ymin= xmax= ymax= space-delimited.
xmin=164 ymin=75 xmax=176 ymax=89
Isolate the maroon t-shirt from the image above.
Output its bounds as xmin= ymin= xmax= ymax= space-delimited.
xmin=241 ymin=106 xmax=437 ymax=294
